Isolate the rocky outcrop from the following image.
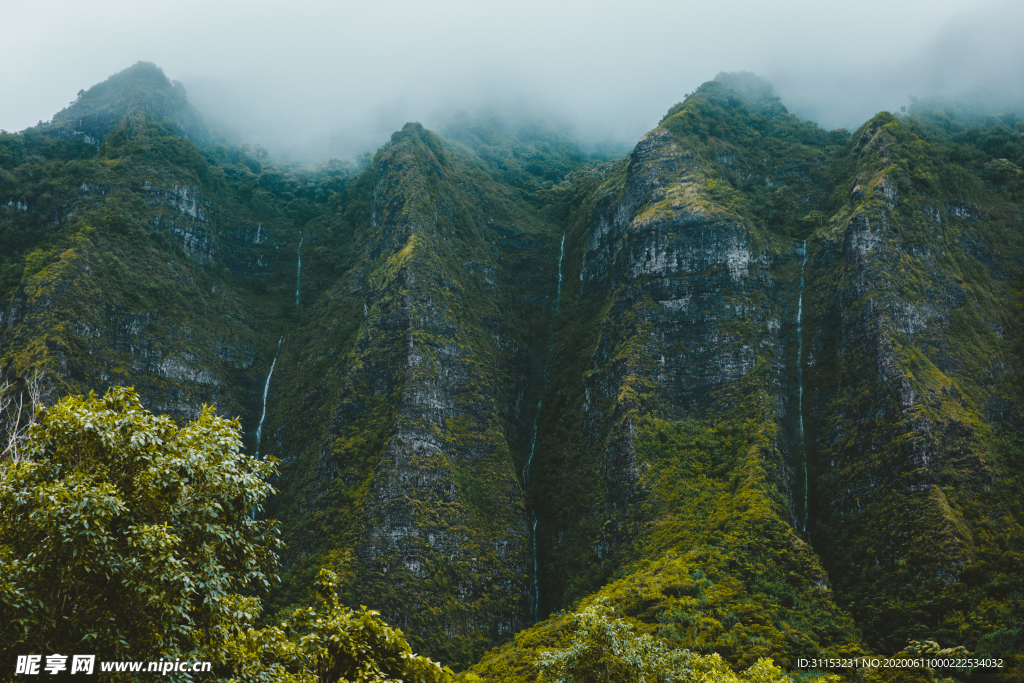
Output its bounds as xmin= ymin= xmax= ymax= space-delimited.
xmin=267 ymin=124 xmax=562 ymax=666
xmin=3 ymin=65 xmax=1022 ymax=670
xmin=804 ymin=113 xmax=1023 ymax=652
xmin=533 ymin=86 xmax=832 ymax=614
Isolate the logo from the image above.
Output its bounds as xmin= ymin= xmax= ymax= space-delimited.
xmin=16 ymin=655 xmax=97 ymax=675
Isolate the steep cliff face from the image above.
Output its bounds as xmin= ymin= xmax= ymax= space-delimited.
xmin=0 ymin=64 xmax=328 ymax=433
xmin=263 ymin=123 xmax=567 ymax=667
xmin=3 ymin=63 xmax=1023 ymax=676
xmin=805 ymin=112 xmax=1024 ymax=655
xmin=529 ymin=77 xmax=839 ymax=607
xmin=0 ymin=63 xmax=578 ymax=669
xmin=468 ymin=77 xmax=865 ymax=681
xmin=467 ymin=78 xmax=1023 ymax=681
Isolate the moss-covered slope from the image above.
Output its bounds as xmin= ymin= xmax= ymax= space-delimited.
xmin=260 ymin=123 xmax=574 ymax=668
xmin=463 ymin=75 xmax=1024 ymax=683
xmin=473 ymin=74 xmax=866 ymax=682
xmin=466 ymin=412 xmax=862 ymax=683
xmin=0 ymin=64 xmax=314 ymax=428
xmin=805 ymin=111 xmax=1024 ymax=658
xmin=528 ymin=74 xmax=837 ymax=605
xmin=3 ymin=63 xmax=1023 ymax=680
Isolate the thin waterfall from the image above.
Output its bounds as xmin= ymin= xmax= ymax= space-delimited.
xmin=295 ymin=236 xmax=303 ymax=307
xmin=555 ymin=232 xmax=565 ymax=307
xmin=796 ymin=240 xmax=808 ymax=532
xmin=254 ymin=338 xmax=282 ymax=459
xmin=523 ymin=232 xmax=566 ymax=623
xmin=524 ymin=233 xmax=565 ymax=626
xmin=522 ymin=401 xmax=541 ymax=482
xmin=522 ymin=399 xmax=542 ymax=623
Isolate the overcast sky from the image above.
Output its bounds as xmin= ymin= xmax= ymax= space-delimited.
xmin=2 ymin=0 xmax=1022 ymax=159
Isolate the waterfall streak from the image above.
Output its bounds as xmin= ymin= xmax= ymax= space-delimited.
xmin=522 ymin=401 xmax=542 ymax=483
xmin=796 ymin=240 xmax=808 ymax=532
xmin=296 ymin=236 xmax=303 ymax=307
xmin=255 ymin=338 xmax=282 ymax=458
xmin=555 ymin=232 xmax=565 ymax=306
xmin=525 ymin=234 xmax=566 ymax=623
xmin=524 ymin=402 xmax=541 ymax=622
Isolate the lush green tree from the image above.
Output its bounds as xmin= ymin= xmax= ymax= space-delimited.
xmin=536 ymin=599 xmax=825 ymax=683
xmin=0 ymin=385 xmax=452 ymax=681
xmin=0 ymin=386 xmax=281 ymax=661
xmin=205 ymin=569 xmax=453 ymax=682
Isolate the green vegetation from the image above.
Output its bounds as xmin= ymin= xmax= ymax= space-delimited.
xmin=265 ymin=120 xmax=577 ymax=669
xmin=523 ymin=73 xmax=842 ymax=626
xmin=2 ymin=62 xmax=1023 ymax=682
xmin=0 ymin=385 xmax=453 ymax=681
xmin=0 ymin=386 xmax=279 ymax=663
xmin=466 ymin=409 xmax=861 ymax=683
xmin=0 ymin=61 xmax=356 ymax=433
xmin=629 ymin=413 xmax=862 ymax=666
xmin=804 ymin=102 xmax=1024 ymax=673
xmin=533 ymin=599 xmax=803 ymax=683
xmin=658 ymin=72 xmax=849 ymax=239
xmin=207 ymin=569 xmax=451 ymax=682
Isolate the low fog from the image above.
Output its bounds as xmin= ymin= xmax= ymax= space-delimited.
xmin=2 ymin=0 xmax=1022 ymax=160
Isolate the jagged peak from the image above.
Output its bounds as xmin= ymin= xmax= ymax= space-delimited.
xmin=659 ymin=71 xmax=790 ymax=126
xmin=50 ymin=61 xmax=208 ymax=143
xmin=383 ymin=121 xmax=452 ymax=168
xmin=849 ymin=111 xmax=901 ymax=157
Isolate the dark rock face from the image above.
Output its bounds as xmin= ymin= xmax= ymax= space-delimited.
xmin=3 ymin=65 xmax=1022 ymax=671
xmin=265 ymin=124 xmax=562 ymax=665
xmin=581 ymin=131 xmax=778 ymax=471
xmin=139 ymin=182 xmax=217 ymax=262
xmin=0 ymin=154 xmax=295 ymax=426
xmin=804 ymin=115 xmax=1024 ymax=652
xmin=580 ymin=130 xmax=777 ymax=418
xmin=0 ymin=69 xmax=306 ymax=430
xmin=533 ymin=115 xmax=819 ymax=613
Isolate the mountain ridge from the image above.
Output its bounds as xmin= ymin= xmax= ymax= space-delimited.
xmin=0 ymin=63 xmax=1022 ymax=679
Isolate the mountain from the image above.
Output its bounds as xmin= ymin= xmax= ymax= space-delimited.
xmin=1 ymin=65 xmax=1022 ymax=679
xmin=807 ymin=109 xmax=1024 ymax=655
xmin=51 ymin=61 xmax=210 ymax=145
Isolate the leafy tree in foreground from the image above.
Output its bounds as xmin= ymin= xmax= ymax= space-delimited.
xmin=536 ymin=599 xmax=835 ymax=683
xmin=205 ymin=569 xmax=453 ymax=682
xmin=0 ymin=385 xmax=452 ymax=681
xmin=0 ymin=386 xmax=281 ymax=663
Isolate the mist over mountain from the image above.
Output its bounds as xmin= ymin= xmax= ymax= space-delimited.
xmin=771 ymin=1 xmax=1024 ymax=131
xmin=4 ymin=56 xmax=1024 ymax=673
xmin=3 ymin=0 xmax=1023 ymax=162
xmin=2 ymin=4 xmax=1024 ymax=681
